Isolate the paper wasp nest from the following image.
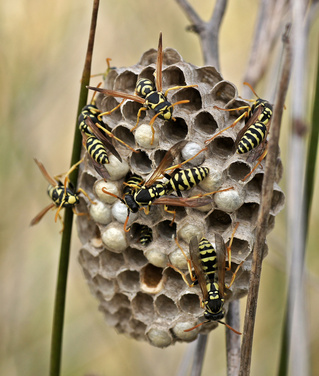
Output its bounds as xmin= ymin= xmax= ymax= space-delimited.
xmin=76 ymin=47 xmax=284 ymax=347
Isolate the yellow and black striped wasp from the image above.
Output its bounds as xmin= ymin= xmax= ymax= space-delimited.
xmin=169 ymin=223 xmax=242 ymax=334
xmin=102 ymin=141 xmax=213 ymax=232
xmin=30 ymin=158 xmax=95 ymax=230
xmin=205 ymin=82 xmax=272 ymax=180
xmin=87 ymin=32 xmax=197 ymax=144
xmin=79 ymin=88 xmax=138 ymax=179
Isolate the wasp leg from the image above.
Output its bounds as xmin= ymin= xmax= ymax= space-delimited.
xmin=97 ymin=99 xmax=125 ymax=121
xmin=61 ymin=158 xmax=85 ymax=203
xmin=94 ymin=122 xmax=139 ymax=153
xmin=242 ymin=146 xmax=268 ymax=182
xmin=165 ymin=146 xmax=208 ymax=172
xmin=174 ymin=237 xmax=197 ymax=282
xmin=205 ymin=108 xmax=250 ymax=145
xmin=164 ymin=205 xmax=177 ymax=226
xmin=77 ymin=188 xmax=96 ymax=205
xmin=193 ymin=186 xmax=234 ymax=199
xmin=130 ymin=106 xmax=148 ymax=133
xmin=225 ymin=222 xmax=239 ymax=271
xmin=163 ymin=84 xmax=198 ymax=97
xmin=225 ymin=261 xmax=244 ymax=289
xmin=72 ymin=207 xmax=89 ymax=217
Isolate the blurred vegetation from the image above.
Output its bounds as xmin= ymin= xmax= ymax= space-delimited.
xmin=0 ymin=0 xmax=318 ymax=375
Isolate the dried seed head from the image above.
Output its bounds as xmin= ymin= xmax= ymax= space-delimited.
xmin=77 ymin=46 xmax=284 ymax=347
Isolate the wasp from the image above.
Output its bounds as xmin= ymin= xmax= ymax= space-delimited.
xmin=30 ymin=158 xmax=95 ymax=230
xmin=79 ymin=90 xmax=138 ymax=179
xmin=205 ymin=82 xmax=272 ymax=180
xmin=102 ymin=141 xmax=214 ymax=232
xmin=168 ymin=223 xmax=242 ymax=334
xmin=138 ymin=224 xmax=153 ymax=246
xmin=87 ymin=33 xmax=198 ymax=144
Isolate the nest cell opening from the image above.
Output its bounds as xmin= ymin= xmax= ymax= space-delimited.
xmin=246 ymin=173 xmax=264 ymax=194
xmin=157 ymin=220 xmax=177 ymax=240
xmin=124 ymin=246 xmax=148 ymax=268
xmin=162 ymin=66 xmax=186 ymax=87
xmin=100 ymin=249 xmax=125 ymax=275
xmin=140 ymin=264 xmax=163 ymax=289
xmin=106 ymin=293 xmax=131 ymax=314
xmin=161 ymin=117 xmax=188 ymax=142
xmin=155 ymin=295 xmax=179 ymax=319
xmin=117 ymin=270 xmax=140 ymax=292
xmin=79 ymin=249 xmax=100 ymax=276
xmin=227 ymin=161 xmax=251 ymax=181
xmin=138 ymin=67 xmax=156 ymax=83
xmin=114 ymin=70 xmax=138 ymax=92
xmin=237 ymin=202 xmax=260 ymax=223
xmin=210 ymin=81 xmax=236 ymax=105
xmin=122 ymin=100 xmax=145 ymax=123
xmin=179 ymin=293 xmax=202 ymax=315
xmin=171 ymin=87 xmax=202 ymax=112
xmin=101 ymin=96 xmax=123 ymax=124
xmin=131 ymin=292 xmax=155 ymax=322
xmin=193 ymin=111 xmax=218 ymax=135
xmin=112 ymin=125 xmax=136 ymax=149
xmin=130 ymin=150 xmax=152 ymax=174
xmin=154 ymin=149 xmax=168 ymax=166
xmin=80 ymin=172 xmax=97 ymax=194
xmin=195 ymin=66 xmax=222 ymax=86
xmin=164 ymin=267 xmax=188 ymax=292
xmin=228 ymin=237 xmax=250 ymax=259
xmin=207 ymin=136 xmax=235 ymax=159
xmin=270 ymin=189 xmax=285 ymax=215
xmin=162 ymin=48 xmax=183 ymax=65
xmin=129 ymin=319 xmax=147 ymax=339
xmin=207 ymin=210 xmax=232 ymax=231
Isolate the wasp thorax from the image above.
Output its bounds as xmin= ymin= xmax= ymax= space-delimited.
xmin=77 ymin=43 xmax=284 ymax=347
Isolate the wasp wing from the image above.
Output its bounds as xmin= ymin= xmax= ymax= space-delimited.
xmin=30 ymin=203 xmax=56 ymax=226
xmin=34 ymin=158 xmax=57 ymax=186
xmin=85 ymin=117 xmax=122 ymax=163
xmin=152 ymin=195 xmax=211 ymax=207
xmin=189 ymin=236 xmax=209 ymax=301
xmin=215 ymin=233 xmax=226 ymax=299
xmin=86 ymin=86 xmax=146 ymax=105
xmin=145 ymin=140 xmax=188 ymax=186
xmin=155 ymin=32 xmax=163 ymax=92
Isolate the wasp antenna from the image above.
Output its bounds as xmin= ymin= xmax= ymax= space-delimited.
xmin=101 ymin=187 xmax=123 ymax=202
xmin=243 ymin=82 xmax=259 ymax=98
xmin=123 ymin=212 xmax=131 ymax=233
xmin=183 ymin=320 xmax=209 ymax=332
xmin=217 ymin=320 xmax=242 ymax=335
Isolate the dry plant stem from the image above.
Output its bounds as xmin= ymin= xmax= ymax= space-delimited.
xmin=238 ymin=26 xmax=292 ymax=376
xmin=177 ymin=340 xmax=197 ymax=376
xmin=175 ymin=0 xmax=228 ymax=69
xmin=190 ymin=334 xmax=208 ymax=376
xmin=243 ymin=0 xmax=289 ymax=90
xmin=226 ymin=300 xmax=241 ymax=376
xmin=49 ymin=1 xmax=100 ymax=375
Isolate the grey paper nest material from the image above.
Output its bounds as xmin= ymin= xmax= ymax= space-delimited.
xmin=76 ymin=47 xmax=284 ymax=347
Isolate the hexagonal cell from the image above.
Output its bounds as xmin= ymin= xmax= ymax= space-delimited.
xmin=270 ymin=187 xmax=285 ymax=216
xmin=195 ymin=66 xmax=222 ymax=86
xmin=171 ymin=87 xmax=202 ymax=112
xmin=93 ymin=275 xmax=116 ymax=300
xmin=155 ymin=295 xmax=179 ymax=319
xmin=114 ymin=70 xmax=137 ymax=92
xmin=100 ymin=293 xmax=131 ymax=315
xmin=162 ymin=66 xmax=186 ymax=87
xmin=157 ymin=220 xmax=177 ymax=240
xmin=80 ymin=172 xmax=97 ymax=194
xmin=130 ymin=150 xmax=152 ymax=174
xmin=162 ymin=48 xmax=183 ymax=65
xmin=100 ymin=96 xmax=123 ymax=124
xmin=237 ymin=202 xmax=260 ymax=223
xmin=138 ymin=48 xmax=157 ymax=66
xmin=124 ymin=247 xmax=148 ymax=268
xmin=193 ymin=111 xmax=218 ymax=136
xmin=140 ymin=264 xmax=164 ymax=294
xmin=138 ymin=67 xmax=156 ymax=82
xmin=79 ymin=248 xmax=100 ymax=277
xmin=129 ymin=319 xmax=147 ymax=340
xmin=246 ymin=173 xmax=263 ymax=194
xmin=161 ymin=116 xmax=188 ymax=142
xmin=206 ymin=210 xmax=232 ymax=232
xmin=112 ymin=125 xmax=136 ymax=150
xmin=154 ymin=149 xmax=168 ymax=166
xmin=179 ymin=293 xmax=202 ymax=315
xmin=131 ymin=292 xmax=155 ymax=323
xmin=210 ymin=81 xmax=236 ymax=104
xmin=122 ymin=100 xmax=145 ymax=123
xmin=146 ymin=326 xmax=172 ymax=348
xmin=99 ymin=249 xmax=125 ymax=276
xmin=163 ymin=267 xmax=188 ymax=294
xmin=117 ymin=270 xmax=140 ymax=293
xmin=227 ymin=161 xmax=251 ymax=181
xmin=207 ymin=136 xmax=235 ymax=159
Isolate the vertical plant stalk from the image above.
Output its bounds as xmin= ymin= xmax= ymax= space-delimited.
xmin=49 ymin=1 xmax=100 ymax=375
xmin=190 ymin=334 xmax=208 ymax=376
xmin=175 ymin=0 xmax=228 ymax=69
xmin=238 ymin=25 xmax=292 ymax=376
xmin=226 ymin=301 xmax=241 ymax=375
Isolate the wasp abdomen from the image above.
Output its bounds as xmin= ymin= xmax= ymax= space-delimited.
xmin=135 ymin=78 xmax=155 ymax=98
xmin=199 ymin=237 xmax=217 ymax=279
xmin=237 ymin=122 xmax=267 ymax=154
xmin=86 ymin=136 xmax=109 ymax=164
xmin=166 ymin=167 xmax=209 ymax=193
xmin=139 ymin=225 xmax=153 ymax=245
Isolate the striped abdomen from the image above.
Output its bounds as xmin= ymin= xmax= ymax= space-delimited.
xmin=139 ymin=225 xmax=153 ymax=245
xmin=198 ymin=237 xmax=217 ymax=281
xmin=166 ymin=167 xmax=209 ymax=194
xmin=47 ymin=184 xmax=79 ymax=208
xmin=86 ymin=136 xmax=109 ymax=164
xmin=135 ymin=78 xmax=156 ymax=98
xmin=123 ymin=174 xmax=144 ymax=195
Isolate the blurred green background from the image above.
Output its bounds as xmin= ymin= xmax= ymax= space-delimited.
xmin=1 ymin=0 xmax=318 ymax=375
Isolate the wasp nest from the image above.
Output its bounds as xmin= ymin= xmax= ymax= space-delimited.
xmin=76 ymin=46 xmax=284 ymax=347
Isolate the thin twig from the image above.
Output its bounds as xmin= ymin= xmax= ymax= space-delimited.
xmin=243 ymin=0 xmax=290 ymax=89
xmin=226 ymin=301 xmax=241 ymax=376
xmin=190 ymin=334 xmax=208 ymax=376
xmin=239 ymin=25 xmax=292 ymax=376
xmin=175 ymin=0 xmax=228 ymax=69
xmin=176 ymin=339 xmax=198 ymax=376
xmin=49 ymin=1 xmax=100 ymax=375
